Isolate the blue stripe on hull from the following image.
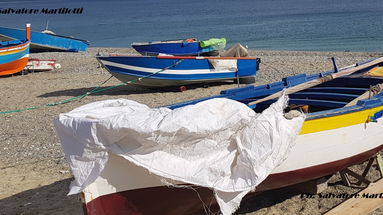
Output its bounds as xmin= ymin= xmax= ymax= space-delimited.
xmin=0 ymin=47 xmax=29 ymax=64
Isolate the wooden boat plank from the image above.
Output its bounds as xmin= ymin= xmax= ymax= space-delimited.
xmin=290 ymin=92 xmax=359 ymax=100
xmin=170 ymin=87 xmax=372 ymax=111
xmin=325 ymin=178 xmax=383 ymax=215
xmin=249 ymin=98 xmax=348 ymax=108
xmin=227 ymin=91 xmax=361 ymax=108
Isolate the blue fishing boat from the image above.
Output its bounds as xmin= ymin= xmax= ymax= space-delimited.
xmin=0 ymin=26 xmax=89 ymax=52
xmin=131 ymin=38 xmax=226 ymax=56
xmin=97 ymin=55 xmax=260 ymax=87
xmin=0 ymin=24 xmax=30 ymax=76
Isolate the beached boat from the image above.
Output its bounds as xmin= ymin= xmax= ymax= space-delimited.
xmin=131 ymin=38 xmax=226 ymax=56
xmin=0 ymin=24 xmax=30 ymax=76
xmin=0 ymin=26 xmax=89 ymax=52
xmin=24 ymin=58 xmax=61 ymax=72
xmin=78 ymin=57 xmax=383 ymax=214
xmin=96 ymin=55 xmax=260 ymax=87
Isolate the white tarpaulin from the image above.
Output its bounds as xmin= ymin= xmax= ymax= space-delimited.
xmin=54 ymin=94 xmax=305 ymax=215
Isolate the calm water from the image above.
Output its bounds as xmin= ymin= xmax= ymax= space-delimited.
xmin=0 ymin=0 xmax=382 ymax=51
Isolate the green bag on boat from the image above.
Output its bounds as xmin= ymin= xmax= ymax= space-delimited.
xmin=200 ymin=38 xmax=226 ymax=48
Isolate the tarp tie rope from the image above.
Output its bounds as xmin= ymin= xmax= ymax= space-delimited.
xmin=0 ymin=59 xmax=184 ymax=114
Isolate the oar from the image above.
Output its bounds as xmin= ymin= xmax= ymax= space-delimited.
xmin=248 ymin=57 xmax=383 ymax=107
xmin=345 ymin=83 xmax=383 ymax=107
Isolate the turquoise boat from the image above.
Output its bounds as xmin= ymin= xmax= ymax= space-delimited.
xmin=0 ymin=26 xmax=89 ymax=52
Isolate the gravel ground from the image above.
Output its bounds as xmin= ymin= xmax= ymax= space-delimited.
xmin=0 ymin=48 xmax=382 ymax=215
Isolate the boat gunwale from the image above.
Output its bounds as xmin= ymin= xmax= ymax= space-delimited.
xmin=0 ymin=40 xmax=29 ymax=51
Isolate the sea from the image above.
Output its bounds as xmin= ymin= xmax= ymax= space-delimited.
xmin=0 ymin=0 xmax=382 ymax=52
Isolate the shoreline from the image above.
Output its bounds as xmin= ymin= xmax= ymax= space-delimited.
xmin=0 ymin=48 xmax=382 ymax=214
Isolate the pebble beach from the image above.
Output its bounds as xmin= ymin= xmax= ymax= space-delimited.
xmin=1 ymin=48 xmax=383 ymax=215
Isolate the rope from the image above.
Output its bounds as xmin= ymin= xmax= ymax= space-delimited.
xmin=0 ymin=59 xmax=184 ymax=115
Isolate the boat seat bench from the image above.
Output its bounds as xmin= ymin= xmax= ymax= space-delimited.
xmin=302 ymin=87 xmax=369 ymax=95
xmin=289 ymin=92 xmax=359 ymax=101
xmin=245 ymin=98 xmax=347 ymax=109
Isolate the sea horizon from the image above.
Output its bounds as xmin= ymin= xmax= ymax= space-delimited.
xmin=0 ymin=0 xmax=382 ymax=52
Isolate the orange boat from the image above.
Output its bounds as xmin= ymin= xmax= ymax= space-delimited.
xmin=0 ymin=24 xmax=30 ymax=76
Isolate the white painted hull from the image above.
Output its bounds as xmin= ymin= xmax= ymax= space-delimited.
xmin=82 ymin=117 xmax=383 ymax=204
xmin=274 ymin=118 xmax=383 ymax=173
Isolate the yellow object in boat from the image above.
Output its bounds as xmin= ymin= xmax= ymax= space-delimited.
xmin=366 ymin=66 xmax=383 ymax=77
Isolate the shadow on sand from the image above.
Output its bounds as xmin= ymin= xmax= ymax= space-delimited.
xmin=37 ymin=82 xmax=236 ymax=98
xmin=236 ymin=187 xmax=301 ymax=214
xmin=0 ymin=178 xmax=82 ymax=215
xmin=0 ymin=176 xmax=302 ymax=215
xmin=38 ymin=85 xmax=153 ymax=98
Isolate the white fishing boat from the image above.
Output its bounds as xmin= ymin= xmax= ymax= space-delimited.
xmin=55 ymin=57 xmax=383 ymax=215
